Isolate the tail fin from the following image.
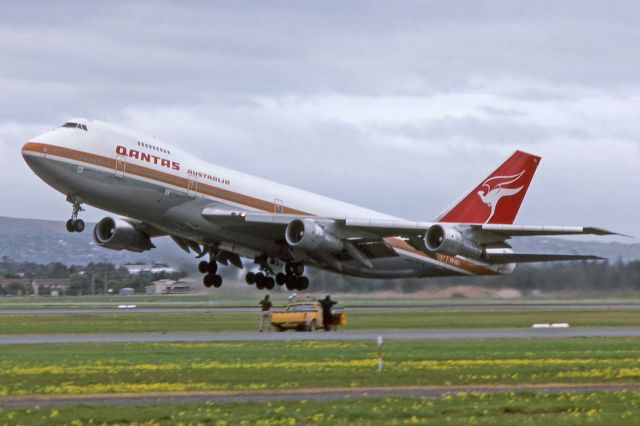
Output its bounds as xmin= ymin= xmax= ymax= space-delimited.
xmin=436 ymin=150 xmax=541 ymax=224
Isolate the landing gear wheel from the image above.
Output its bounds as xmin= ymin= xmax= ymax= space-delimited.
xmin=285 ymin=263 xmax=293 ymax=275
xmin=203 ymin=274 xmax=214 ymax=288
xmin=276 ymin=273 xmax=287 ymax=286
xmin=212 ymin=274 xmax=223 ymax=288
xmin=265 ymin=277 xmax=275 ymax=290
xmin=66 ymin=219 xmax=84 ymax=233
xmin=255 ymin=273 xmax=265 ymax=290
xmin=207 ymin=261 xmax=218 ymax=274
xmin=66 ymin=197 xmax=85 ymax=233
xmin=285 ymin=276 xmax=297 ymax=291
xmin=293 ymin=263 xmax=304 ymax=276
xmin=74 ymin=219 xmax=85 ymax=233
xmin=198 ymin=261 xmax=209 ymax=274
xmin=299 ymin=276 xmax=309 ymax=290
xmin=245 ymin=272 xmax=256 ymax=285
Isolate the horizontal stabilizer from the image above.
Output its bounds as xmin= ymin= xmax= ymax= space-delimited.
xmin=474 ymin=224 xmax=620 ymax=237
xmin=486 ymin=253 xmax=605 ymax=264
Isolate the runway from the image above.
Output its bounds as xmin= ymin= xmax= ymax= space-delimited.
xmin=2 ymin=302 xmax=640 ymax=315
xmin=2 ymin=327 xmax=640 ymax=344
xmin=2 ymin=383 xmax=639 ymax=408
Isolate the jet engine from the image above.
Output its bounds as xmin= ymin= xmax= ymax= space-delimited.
xmin=424 ymin=224 xmax=484 ymax=259
xmin=93 ymin=217 xmax=155 ymax=252
xmin=285 ymin=219 xmax=343 ymax=254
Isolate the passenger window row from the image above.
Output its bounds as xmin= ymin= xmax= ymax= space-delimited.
xmin=136 ymin=140 xmax=170 ymax=154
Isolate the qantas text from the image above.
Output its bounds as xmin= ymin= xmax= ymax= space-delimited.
xmin=116 ymin=146 xmax=180 ymax=171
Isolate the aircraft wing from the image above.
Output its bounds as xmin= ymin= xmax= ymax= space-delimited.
xmin=202 ymin=208 xmax=617 ymax=266
xmin=343 ymin=219 xmax=618 ymax=239
xmin=202 ymin=208 xmax=618 ymax=240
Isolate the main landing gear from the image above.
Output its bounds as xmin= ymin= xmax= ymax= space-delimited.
xmin=65 ymin=198 xmax=85 ymax=233
xmin=199 ymin=254 xmax=223 ymax=288
xmin=245 ymin=261 xmax=309 ymax=291
xmin=282 ymin=262 xmax=309 ymax=291
xmin=245 ymin=256 xmax=276 ymax=290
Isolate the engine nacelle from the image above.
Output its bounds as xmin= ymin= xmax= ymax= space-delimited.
xmin=424 ymin=224 xmax=484 ymax=259
xmin=93 ymin=217 xmax=154 ymax=252
xmin=285 ymin=219 xmax=343 ymax=254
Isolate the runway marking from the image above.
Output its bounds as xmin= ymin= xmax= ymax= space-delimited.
xmin=2 ymin=383 xmax=640 ymax=408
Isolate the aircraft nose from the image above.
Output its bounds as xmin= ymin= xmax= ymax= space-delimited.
xmin=21 ymin=141 xmax=44 ymax=171
xmin=22 ymin=141 xmax=40 ymax=158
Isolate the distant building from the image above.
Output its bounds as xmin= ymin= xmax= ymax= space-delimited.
xmin=0 ymin=277 xmax=31 ymax=288
xmin=119 ymin=287 xmax=135 ymax=296
xmin=122 ymin=263 xmax=177 ymax=275
xmin=145 ymin=279 xmax=190 ymax=295
xmin=31 ymin=278 xmax=71 ymax=295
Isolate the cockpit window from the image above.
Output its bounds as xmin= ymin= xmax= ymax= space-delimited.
xmin=61 ymin=122 xmax=88 ymax=131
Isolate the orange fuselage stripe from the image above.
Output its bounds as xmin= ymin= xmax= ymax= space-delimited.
xmin=23 ymin=142 xmax=309 ymax=215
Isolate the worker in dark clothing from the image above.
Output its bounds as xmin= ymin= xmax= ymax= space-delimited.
xmin=318 ymin=295 xmax=337 ymax=331
xmin=258 ymin=294 xmax=273 ymax=332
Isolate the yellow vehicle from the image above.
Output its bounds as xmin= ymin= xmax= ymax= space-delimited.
xmin=271 ymin=301 xmax=346 ymax=332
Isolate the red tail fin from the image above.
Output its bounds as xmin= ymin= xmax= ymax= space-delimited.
xmin=436 ymin=150 xmax=541 ymax=224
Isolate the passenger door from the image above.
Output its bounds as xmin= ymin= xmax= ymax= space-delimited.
xmin=187 ymin=175 xmax=198 ymax=198
xmin=274 ymin=198 xmax=284 ymax=214
xmin=115 ymin=155 xmax=126 ymax=178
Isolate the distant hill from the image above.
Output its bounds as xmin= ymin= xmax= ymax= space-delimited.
xmin=0 ymin=215 xmax=193 ymax=266
xmin=0 ymin=215 xmax=637 ymax=266
xmin=510 ymin=237 xmax=640 ymax=264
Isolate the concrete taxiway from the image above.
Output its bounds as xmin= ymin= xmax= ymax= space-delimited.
xmin=2 ymin=383 xmax=640 ymax=408
xmin=2 ymin=327 xmax=640 ymax=345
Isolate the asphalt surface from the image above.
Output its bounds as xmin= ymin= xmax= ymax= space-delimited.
xmin=2 ymin=302 xmax=640 ymax=315
xmin=2 ymin=327 xmax=640 ymax=345
xmin=2 ymin=384 xmax=639 ymax=408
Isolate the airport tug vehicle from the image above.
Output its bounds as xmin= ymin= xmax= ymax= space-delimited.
xmin=271 ymin=301 xmax=347 ymax=332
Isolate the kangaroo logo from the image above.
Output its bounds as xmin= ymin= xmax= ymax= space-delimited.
xmin=476 ymin=170 xmax=526 ymax=223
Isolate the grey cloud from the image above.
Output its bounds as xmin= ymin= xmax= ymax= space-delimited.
xmin=1 ymin=1 xmax=639 ymax=238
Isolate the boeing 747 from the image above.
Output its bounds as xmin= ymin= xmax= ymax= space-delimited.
xmin=22 ymin=119 xmax=616 ymax=290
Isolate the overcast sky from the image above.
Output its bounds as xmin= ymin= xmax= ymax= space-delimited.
xmin=1 ymin=1 xmax=638 ymax=240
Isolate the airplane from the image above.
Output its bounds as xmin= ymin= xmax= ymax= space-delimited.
xmin=22 ymin=118 xmax=616 ymax=291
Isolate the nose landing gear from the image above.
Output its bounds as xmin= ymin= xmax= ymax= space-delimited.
xmin=65 ymin=197 xmax=85 ymax=233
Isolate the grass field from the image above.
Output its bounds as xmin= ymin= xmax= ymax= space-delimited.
xmin=1 ymin=338 xmax=640 ymax=396
xmin=2 ymin=296 xmax=640 ymax=424
xmin=2 ymin=338 xmax=640 ymax=424
xmin=2 ymin=391 xmax=640 ymax=425
xmin=1 ymin=309 xmax=639 ymax=335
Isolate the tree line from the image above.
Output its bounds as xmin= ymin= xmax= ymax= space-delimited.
xmin=0 ymin=257 xmax=184 ymax=296
xmin=2 ymin=257 xmax=639 ymax=295
xmin=306 ymin=260 xmax=640 ymax=294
